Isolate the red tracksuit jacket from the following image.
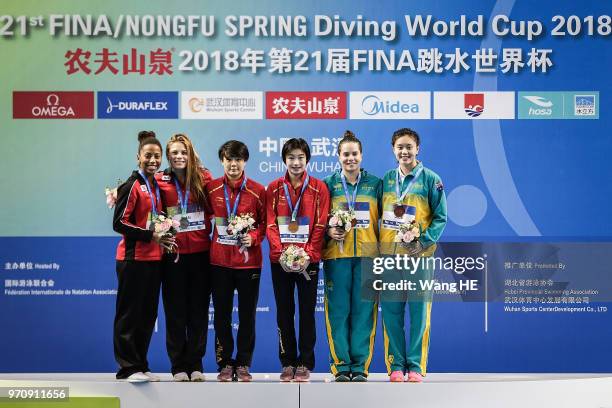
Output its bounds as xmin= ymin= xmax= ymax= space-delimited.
xmin=113 ymin=170 xmax=163 ymax=261
xmin=156 ymin=168 xmax=214 ymax=254
xmin=266 ymin=172 xmax=330 ymax=263
xmin=206 ymin=173 xmax=266 ymax=269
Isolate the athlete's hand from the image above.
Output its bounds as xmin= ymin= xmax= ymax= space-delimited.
xmin=240 ymin=234 xmax=253 ymax=247
xmin=153 ymin=232 xmax=176 ymax=251
xmin=327 ymin=227 xmax=347 ymax=242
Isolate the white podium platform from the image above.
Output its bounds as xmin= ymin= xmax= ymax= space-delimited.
xmin=1 ymin=373 xmax=611 ymax=408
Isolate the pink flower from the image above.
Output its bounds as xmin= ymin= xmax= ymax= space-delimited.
xmin=403 ymin=231 xmax=415 ymax=243
xmin=329 ymin=216 xmax=339 ymax=227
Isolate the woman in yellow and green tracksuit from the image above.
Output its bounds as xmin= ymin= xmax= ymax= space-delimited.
xmin=379 ymin=128 xmax=447 ymax=383
xmin=322 ymin=131 xmax=382 ymax=382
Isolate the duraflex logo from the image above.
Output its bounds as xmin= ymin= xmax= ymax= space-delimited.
xmin=349 ymin=92 xmax=430 ymax=119
xmin=97 ymin=92 xmax=178 ymax=119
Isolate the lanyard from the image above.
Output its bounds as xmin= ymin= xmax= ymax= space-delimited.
xmin=283 ymin=175 xmax=310 ymax=222
xmin=395 ymin=166 xmax=423 ymax=203
xmin=138 ymin=170 xmax=161 ymax=216
xmin=173 ymin=177 xmax=190 ymax=216
xmin=224 ymin=177 xmax=247 ymax=218
xmin=340 ymin=171 xmax=361 ymax=211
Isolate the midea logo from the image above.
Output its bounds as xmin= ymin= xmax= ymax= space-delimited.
xmin=361 ymin=95 xmax=420 ymax=115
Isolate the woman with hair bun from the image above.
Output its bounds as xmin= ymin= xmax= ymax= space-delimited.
xmin=112 ymin=130 xmax=175 ymax=382
xmin=155 ymin=133 xmax=213 ymax=382
xmin=322 ymin=130 xmax=382 ymax=382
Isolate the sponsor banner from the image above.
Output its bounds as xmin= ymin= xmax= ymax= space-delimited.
xmin=13 ymin=92 xmax=94 ymax=119
xmin=565 ymin=92 xmax=599 ymax=119
xmin=97 ymin=91 xmax=178 ymax=119
xmin=349 ymin=92 xmax=430 ymax=119
xmin=518 ymin=92 xmax=599 ymax=120
xmin=518 ymin=92 xmax=564 ymax=119
xmin=181 ymin=91 xmax=263 ymax=119
xmin=266 ymin=91 xmax=346 ymax=119
xmin=433 ymin=91 xmax=515 ymax=119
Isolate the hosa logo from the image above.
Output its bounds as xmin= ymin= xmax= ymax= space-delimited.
xmin=464 ymin=93 xmax=484 ymax=117
xmin=349 ymin=92 xmax=430 ymax=119
xmin=523 ymin=95 xmax=553 ymax=116
xmin=97 ymin=92 xmax=178 ymax=119
xmin=13 ymin=91 xmax=94 ymax=119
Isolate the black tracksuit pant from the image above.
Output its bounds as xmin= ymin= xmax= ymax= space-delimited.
xmin=271 ymin=262 xmax=319 ymax=370
xmin=114 ymin=260 xmax=162 ymax=379
xmin=211 ymin=266 xmax=261 ymax=368
xmin=161 ymin=251 xmax=212 ymax=375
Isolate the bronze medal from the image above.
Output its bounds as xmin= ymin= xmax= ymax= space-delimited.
xmin=350 ymin=218 xmax=357 ymax=227
xmin=393 ymin=204 xmax=405 ymax=218
xmin=288 ymin=221 xmax=299 ymax=233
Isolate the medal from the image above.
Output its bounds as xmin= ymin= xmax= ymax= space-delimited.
xmin=138 ymin=170 xmax=161 ymax=217
xmin=224 ymin=176 xmax=247 ymax=220
xmin=283 ymin=174 xmax=310 ymax=233
xmin=180 ymin=216 xmax=189 ymax=229
xmin=350 ymin=218 xmax=357 ymax=227
xmin=340 ymin=171 xmax=361 ymax=212
xmin=393 ymin=204 xmax=405 ymax=218
xmin=394 ymin=165 xmax=423 ymax=213
xmin=174 ymin=177 xmax=191 ymax=227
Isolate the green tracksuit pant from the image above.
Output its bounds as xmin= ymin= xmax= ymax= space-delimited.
xmin=380 ymin=263 xmax=433 ymax=375
xmin=323 ymin=257 xmax=378 ymax=375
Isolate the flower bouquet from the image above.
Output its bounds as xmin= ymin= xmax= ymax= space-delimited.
xmin=226 ymin=213 xmax=256 ymax=263
xmin=393 ymin=219 xmax=423 ymax=256
xmin=152 ymin=214 xmax=180 ymax=262
xmin=328 ymin=208 xmax=357 ymax=253
xmin=279 ymin=245 xmax=311 ymax=280
xmin=104 ymin=179 xmax=124 ymax=209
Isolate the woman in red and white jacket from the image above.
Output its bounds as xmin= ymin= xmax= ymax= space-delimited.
xmin=155 ymin=133 xmax=213 ymax=382
xmin=205 ymin=140 xmax=266 ymax=382
xmin=112 ymin=131 xmax=175 ymax=382
xmin=266 ymin=138 xmax=330 ymax=382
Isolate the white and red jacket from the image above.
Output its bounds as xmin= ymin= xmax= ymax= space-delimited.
xmin=113 ymin=171 xmax=163 ymax=261
xmin=206 ymin=173 xmax=266 ymax=269
xmin=266 ymin=172 xmax=330 ymax=263
xmin=156 ymin=168 xmax=214 ymax=254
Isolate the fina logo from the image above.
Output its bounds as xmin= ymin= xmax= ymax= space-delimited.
xmin=361 ymin=95 xmax=420 ymax=116
xmin=106 ymin=97 xmax=169 ymax=114
xmin=523 ymin=95 xmax=553 ymax=116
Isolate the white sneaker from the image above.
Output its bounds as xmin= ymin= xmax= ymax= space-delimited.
xmin=173 ymin=372 xmax=190 ymax=382
xmin=144 ymin=372 xmax=160 ymax=382
xmin=190 ymin=371 xmax=206 ymax=382
xmin=126 ymin=372 xmax=150 ymax=383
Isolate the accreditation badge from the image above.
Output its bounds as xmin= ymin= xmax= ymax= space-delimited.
xmin=167 ymin=205 xmax=205 ymax=233
xmin=382 ymin=204 xmax=416 ymax=231
xmin=279 ymin=216 xmax=310 ymax=243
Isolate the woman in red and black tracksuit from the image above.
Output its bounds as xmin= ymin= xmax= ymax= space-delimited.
xmin=112 ymin=131 xmax=175 ymax=382
xmin=205 ymin=140 xmax=266 ymax=382
xmin=266 ymin=138 xmax=330 ymax=382
xmin=155 ymin=133 xmax=213 ymax=382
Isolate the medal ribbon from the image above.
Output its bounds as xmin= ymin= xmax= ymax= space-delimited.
xmin=138 ymin=170 xmax=161 ymax=216
xmin=340 ymin=171 xmax=361 ymax=211
xmin=173 ymin=177 xmax=190 ymax=216
xmin=224 ymin=176 xmax=247 ymax=218
xmin=395 ymin=166 xmax=423 ymax=204
xmin=283 ymin=174 xmax=310 ymax=222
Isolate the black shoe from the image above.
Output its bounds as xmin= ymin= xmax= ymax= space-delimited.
xmin=335 ymin=371 xmax=351 ymax=382
xmin=351 ymin=372 xmax=367 ymax=382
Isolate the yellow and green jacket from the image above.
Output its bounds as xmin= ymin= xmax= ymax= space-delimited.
xmin=380 ymin=162 xmax=447 ymax=256
xmin=322 ymin=170 xmax=382 ymax=259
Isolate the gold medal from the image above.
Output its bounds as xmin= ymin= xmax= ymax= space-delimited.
xmin=288 ymin=221 xmax=299 ymax=233
xmin=180 ymin=216 xmax=189 ymax=229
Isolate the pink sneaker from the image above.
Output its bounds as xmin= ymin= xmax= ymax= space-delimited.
xmin=407 ymin=371 xmax=423 ymax=383
xmin=389 ymin=370 xmax=404 ymax=382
